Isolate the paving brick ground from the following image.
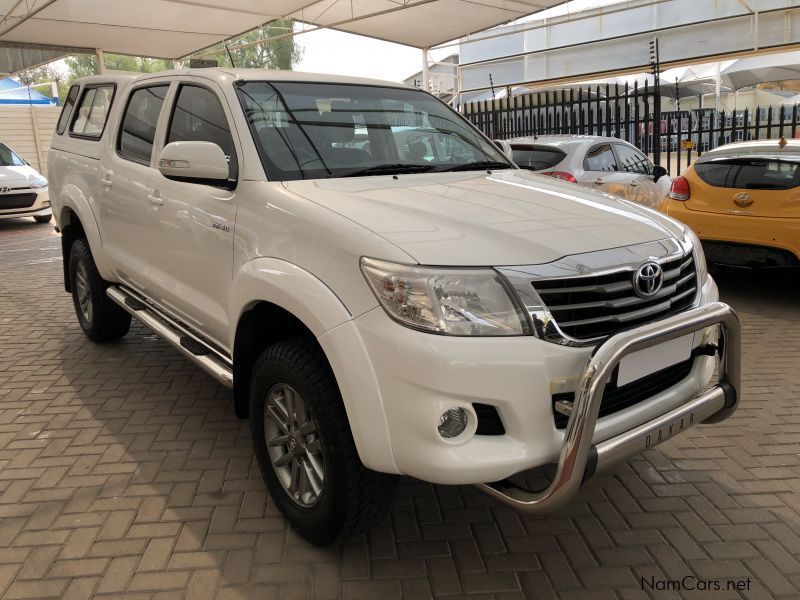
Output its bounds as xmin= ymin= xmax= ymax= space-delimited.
xmin=1 ymin=217 xmax=799 ymax=599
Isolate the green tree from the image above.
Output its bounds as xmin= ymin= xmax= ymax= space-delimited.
xmin=16 ymin=64 xmax=65 ymax=102
xmin=52 ymin=54 xmax=173 ymax=102
xmin=206 ymin=19 xmax=302 ymax=70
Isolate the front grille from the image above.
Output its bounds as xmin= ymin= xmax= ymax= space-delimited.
xmin=552 ymin=356 xmax=695 ymax=429
xmin=533 ymin=253 xmax=697 ymax=341
xmin=0 ymin=193 xmax=37 ymax=210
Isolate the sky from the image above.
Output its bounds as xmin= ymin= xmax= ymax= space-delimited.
xmin=293 ymin=0 xmax=625 ymax=83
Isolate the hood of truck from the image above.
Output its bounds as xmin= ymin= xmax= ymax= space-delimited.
xmin=284 ymin=169 xmax=678 ymax=266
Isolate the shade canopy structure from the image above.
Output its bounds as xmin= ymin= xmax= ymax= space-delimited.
xmin=720 ymin=51 xmax=800 ymax=90
xmin=0 ymin=0 xmax=565 ymax=74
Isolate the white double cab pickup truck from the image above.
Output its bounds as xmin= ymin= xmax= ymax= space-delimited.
xmin=48 ymin=68 xmax=741 ymax=545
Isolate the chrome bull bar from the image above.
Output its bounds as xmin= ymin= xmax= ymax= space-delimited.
xmin=477 ymin=301 xmax=741 ymax=514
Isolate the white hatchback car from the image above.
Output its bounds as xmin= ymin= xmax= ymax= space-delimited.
xmin=498 ymin=135 xmax=671 ymax=209
xmin=0 ymin=142 xmax=50 ymax=223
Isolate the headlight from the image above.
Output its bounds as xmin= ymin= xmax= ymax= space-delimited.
xmin=30 ymin=177 xmax=47 ymax=189
xmin=683 ymin=226 xmax=708 ymax=283
xmin=360 ymin=258 xmax=530 ymax=336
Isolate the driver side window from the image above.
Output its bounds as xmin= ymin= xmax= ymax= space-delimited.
xmin=614 ymin=143 xmax=651 ymax=175
xmin=166 ymin=85 xmax=238 ymax=182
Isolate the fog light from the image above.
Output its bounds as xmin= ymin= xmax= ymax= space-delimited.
xmin=438 ymin=407 xmax=468 ymax=439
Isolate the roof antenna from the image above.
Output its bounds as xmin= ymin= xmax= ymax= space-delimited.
xmin=225 ymin=44 xmax=236 ymax=68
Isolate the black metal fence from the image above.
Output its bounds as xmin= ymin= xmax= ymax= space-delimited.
xmin=461 ymin=82 xmax=800 ymax=175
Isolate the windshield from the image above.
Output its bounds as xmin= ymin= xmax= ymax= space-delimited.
xmin=235 ymin=81 xmax=513 ymax=181
xmin=0 ymin=143 xmax=25 ymax=167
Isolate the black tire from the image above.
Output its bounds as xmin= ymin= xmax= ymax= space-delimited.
xmin=33 ymin=214 xmax=52 ymax=224
xmin=69 ymin=238 xmax=131 ymax=342
xmin=249 ymin=338 xmax=397 ymax=545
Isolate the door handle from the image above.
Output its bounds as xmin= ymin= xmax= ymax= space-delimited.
xmin=147 ymin=190 xmax=163 ymax=206
xmin=592 ymin=178 xmax=604 ymax=185
xmin=629 ymin=181 xmax=639 ymax=188
xmin=100 ymin=171 xmax=113 ymax=187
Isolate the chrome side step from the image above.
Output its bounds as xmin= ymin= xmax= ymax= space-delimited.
xmin=107 ymin=286 xmax=233 ymax=388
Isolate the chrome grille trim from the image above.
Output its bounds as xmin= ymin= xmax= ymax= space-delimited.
xmin=497 ymin=238 xmax=701 ymax=346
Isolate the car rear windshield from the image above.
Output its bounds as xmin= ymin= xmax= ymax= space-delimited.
xmin=510 ymin=145 xmax=565 ymax=171
xmin=695 ymin=158 xmax=800 ymax=190
xmin=235 ymin=81 xmax=511 ymax=181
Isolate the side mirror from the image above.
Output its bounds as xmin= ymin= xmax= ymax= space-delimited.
xmin=158 ymin=141 xmax=229 ymax=182
xmin=652 ymin=165 xmax=668 ymax=182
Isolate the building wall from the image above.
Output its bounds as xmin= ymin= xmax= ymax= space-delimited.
xmin=0 ymin=105 xmax=60 ymax=175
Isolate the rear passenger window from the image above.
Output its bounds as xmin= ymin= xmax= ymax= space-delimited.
xmin=585 ymin=144 xmax=618 ymax=172
xmin=118 ymin=85 xmax=170 ymax=164
xmin=57 ymin=85 xmax=79 ymax=135
xmin=166 ymin=85 xmax=238 ymax=181
xmin=70 ymin=85 xmax=114 ymax=138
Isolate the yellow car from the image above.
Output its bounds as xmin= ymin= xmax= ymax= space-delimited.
xmin=660 ymin=139 xmax=800 ymax=269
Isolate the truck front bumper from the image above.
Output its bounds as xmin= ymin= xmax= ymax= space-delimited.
xmin=478 ymin=300 xmax=739 ymax=514
xmin=342 ymin=274 xmax=731 ymax=489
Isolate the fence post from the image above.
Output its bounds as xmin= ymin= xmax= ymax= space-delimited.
xmin=766 ymin=105 xmax=773 ymax=139
xmin=754 ymin=106 xmax=761 ymax=140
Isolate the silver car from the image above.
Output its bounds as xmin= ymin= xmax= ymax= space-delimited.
xmin=497 ymin=135 xmax=672 ymax=209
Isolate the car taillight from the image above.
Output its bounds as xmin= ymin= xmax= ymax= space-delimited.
xmin=543 ymin=171 xmax=577 ymax=183
xmin=669 ymin=176 xmax=690 ymax=200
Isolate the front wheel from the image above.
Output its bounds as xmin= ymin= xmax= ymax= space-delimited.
xmin=249 ymin=339 xmax=397 ymax=545
xmin=69 ymin=238 xmax=131 ymax=342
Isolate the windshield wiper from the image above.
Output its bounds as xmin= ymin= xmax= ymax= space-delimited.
xmin=333 ymin=163 xmax=438 ymax=178
xmin=437 ymin=161 xmax=513 ymax=172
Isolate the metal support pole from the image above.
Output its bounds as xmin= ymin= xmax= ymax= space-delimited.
xmin=96 ymin=48 xmax=105 ymax=74
xmin=715 ymin=61 xmax=721 ymax=113
xmin=421 ymin=47 xmax=429 ymax=92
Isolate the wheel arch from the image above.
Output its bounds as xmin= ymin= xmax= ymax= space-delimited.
xmin=57 ymin=188 xmax=110 ymax=292
xmin=229 ymin=258 xmax=397 ymax=474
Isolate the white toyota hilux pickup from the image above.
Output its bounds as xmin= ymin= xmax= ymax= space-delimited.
xmin=48 ymin=69 xmax=740 ymax=545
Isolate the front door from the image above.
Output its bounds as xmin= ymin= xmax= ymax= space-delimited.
xmin=144 ymin=82 xmax=240 ymax=345
xmin=581 ymin=143 xmax=629 ymax=200
xmin=613 ymin=143 xmax=661 ymax=208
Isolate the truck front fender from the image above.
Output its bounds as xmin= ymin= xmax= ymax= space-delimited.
xmin=229 ymin=258 xmax=398 ymax=474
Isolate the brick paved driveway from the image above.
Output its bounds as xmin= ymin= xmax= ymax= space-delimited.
xmin=1 ymin=218 xmax=799 ymax=600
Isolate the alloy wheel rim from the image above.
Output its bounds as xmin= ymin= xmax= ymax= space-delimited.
xmin=74 ymin=261 xmax=92 ymax=323
xmin=263 ymin=383 xmax=325 ymax=508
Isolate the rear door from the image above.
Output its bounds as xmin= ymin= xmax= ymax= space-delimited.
xmin=99 ymin=82 xmax=171 ymax=284
xmin=686 ymin=157 xmax=800 ymax=218
xmin=580 ymin=143 xmax=628 ymax=198
xmin=143 ymin=80 xmax=240 ymax=344
xmin=613 ymin=143 xmax=661 ymax=208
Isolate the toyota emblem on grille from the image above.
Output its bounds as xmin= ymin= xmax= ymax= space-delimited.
xmin=0 ymin=186 xmax=9 ymax=193
xmin=633 ymin=261 xmax=663 ymax=298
